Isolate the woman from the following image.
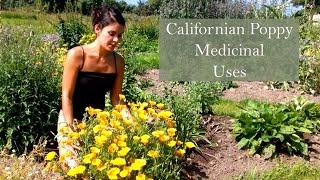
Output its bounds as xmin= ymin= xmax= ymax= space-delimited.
xmin=57 ymin=6 xmax=126 ymax=167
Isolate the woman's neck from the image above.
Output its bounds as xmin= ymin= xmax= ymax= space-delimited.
xmin=88 ymin=40 xmax=113 ymax=58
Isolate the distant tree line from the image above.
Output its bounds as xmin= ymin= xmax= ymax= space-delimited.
xmin=0 ymin=0 xmax=135 ymax=14
xmin=0 ymin=0 xmax=318 ymax=16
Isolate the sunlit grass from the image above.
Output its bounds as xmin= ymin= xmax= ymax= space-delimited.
xmin=237 ymin=161 xmax=320 ymax=180
xmin=0 ymin=8 xmax=91 ymax=34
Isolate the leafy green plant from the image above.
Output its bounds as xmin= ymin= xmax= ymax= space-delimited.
xmin=184 ymin=82 xmax=221 ymax=114
xmin=232 ymin=97 xmax=320 ymax=159
xmin=46 ymin=101 xmax=194 ymax=179
xmin=56 ymin=13 xmax=88 ymax=49
xmin=0 ymin=26 xmax=61 ymax=154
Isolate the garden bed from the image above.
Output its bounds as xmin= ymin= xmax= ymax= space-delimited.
xmin=140 ymin=69 xmax=320 ymax=179
xmin=182 ymin=114 xmax=320 ymax=179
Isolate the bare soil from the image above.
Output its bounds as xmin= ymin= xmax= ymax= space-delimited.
xmin=139 ymin=69 xmax=320 ymax=180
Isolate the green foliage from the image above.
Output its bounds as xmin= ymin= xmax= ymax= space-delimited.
xmin=298 ymin=17 xmax=320 ymax=94
xmin=127 ymin=15 xmax=159 ymax=41
xmin=56 ymin=13 xmax=88 ymax=49
xmin=162 ymin=82 xmax=223 ymax=142
xmin=162 ymin=83 xmax=203 ymax=142
xmin=120 ymin=28 xmax=157 ymax=56
xmin=184 ymin=82 xmax=222 ymax=114
xmin=117 ymin=17 xmax=159 ymax=103
xmin=77 ymin=0 xmax=102 ymax=15
xmin=232 ymin=97 xmax=320 ymax=158
xmin=238 ymin=161 xmax=320 ymax=180
xmin=79 ymin=33 xmax=96 ymax=45
xmin=212 ymin=99 xmax=242 ymax=118
xmin=0 ymin=10 xmax=37 ymax=20
xmin=160 ymin=0 xmax=253 ymax=19
xmin=0 ymin=26 xmax=61 ymax=154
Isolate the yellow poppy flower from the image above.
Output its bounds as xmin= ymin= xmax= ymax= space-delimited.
xmin=152 ymin=130 xmax=165 ymax=138
xmin=82 ymin=153 xmax=95 ymax=164
xmin=156 ymin=103 xmax=164 ymax=109
xmin=117 ymin=134 xmax=128 ymax=141
xmin=140 ymin=135 xmax=150 ymax=145
xmin=97 ymin=111 xmax=109 ymax=122
xmin=101 ymin=130 xmax=113 ymax=137
xmin=97 ymin=163 xmax=107 ymax=171
xmin=45 ymin=151 xmax=56 ymax=161
xmin=95 ymin=135 xmax=108 ymax=146
xmin=166 ymin=118 xmax=176 ymax=128
xmin=76 ymin=122 xmax=86 ymax=129
xmin=133 ymin=136 xmax=140 ymax=142
xmin=159 ymin=135 xmax=170 ymax=142
xmin=131 ymin=159 xmax=147 ymax=171
xmin=136 ymin=173 xmax=146 ymax=180
xmin=108 ymin=143 xmax=119 ymax=153
xmin=167 ymin=140 xmax=176 ymax=147
xmin=148 ymin=100 xmax=156 ymax=106
xmin=118 ymin=141 xmax=127 ymax=148
xmin=69 ymin=132 xmax=80 ymax=140
xmin=167 ymin=128 xmax=176 ymax=137
xmin=117 ymin=147 xmax=131 ymax=157
xmin=185 ymin=142 xmax=196 ymax=149
xmin=93 ymin=125 xmax=103 ymax=133
xmin=112 ymin=110 xmax=122 ymax=118
xmin=119 ymin=166 xmax=131 ymax=178
xmin=123 ymin=118 xmax=133 ymax=125
xmin=107 ymin=167 xmax=120 ymax=180
xmin=147 ymin=150 xmax=159 ymax=158
xmin=111 ymin=157 xmax=126 ymax=166
xmin=92 ymin=158 xmax=102 ymax=166
xmin=67 ymin=165 xmax=86 ymax=177
xmin=175 ymin=149 xmax=186 ymax=157
xmin=86 ymin=107 xmax=102 ymax=116
xmin=147 ymin=108 xmax=155 ymax=114
xmin=110 ymin=119 xmax=121 ymax=128
xmin=158 ymin=111 xmax=173 ymax=119
xmin=138 ymin=110 xmax=148 ymax=121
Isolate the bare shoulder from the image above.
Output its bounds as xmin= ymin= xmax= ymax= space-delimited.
xmin=115 ymin=53 xmax=124 ymax=64
xmin=66 ymin=46 xmax=84 ymax=68
xmin=114 ymin=53 xmax=125 ymax=69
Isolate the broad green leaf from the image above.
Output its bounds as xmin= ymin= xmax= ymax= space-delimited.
xmin=300 ymin=142 xmax=308 ymax=156
xmin=262 ymin=144 xmax=276 ymax=159
xmin=261 ymin=134 xmax=270 ymax=142
xmin=275 ymin=133 xmax=285 ymax=142
xmin=237 ymin=137 xmax=249 ymax=149
xmin=275 ymin=112 xmax=288 ymax=122
xmin=290 ymin=134 xmax=301 ymax=142
xmin=297 ymin=127 xmax=312 ymax=133
xmin=279 ymin=125 xmax=295 ymax=134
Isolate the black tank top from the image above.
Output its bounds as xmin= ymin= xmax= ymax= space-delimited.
xmin=72 ymin=47 xmax=117 ymax=120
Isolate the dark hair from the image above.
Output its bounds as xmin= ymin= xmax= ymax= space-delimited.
xmin=91 ymin=6 xmax=125 ymax=29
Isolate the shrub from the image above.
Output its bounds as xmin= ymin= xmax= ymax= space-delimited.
xmin=232 ymin=97 xmax=320 ymax=159
xmin=46 ymin=98 xmax=195 ymax=179
xmin=56 ymin=14 xmax=88 ymax=49
xmin=0 ymin=26 xmax=61 ymax=154
xmin=162 ymin=82 xmax=218 ymax=142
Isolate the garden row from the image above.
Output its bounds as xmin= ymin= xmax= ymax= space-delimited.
xmin=0 ymin=6 xmax=320 ymax=179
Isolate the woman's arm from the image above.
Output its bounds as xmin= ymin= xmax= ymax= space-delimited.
xmin=61 ymin=47 xmax=83 ymax=127
xmin=110 ymin=54 xmax=125 ymax=106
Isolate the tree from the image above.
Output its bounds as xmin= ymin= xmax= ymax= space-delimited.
xmin=159 ymin=0 xmax=250 ymax=19
xmin=147 ymin=0 xmax=162 ymax=15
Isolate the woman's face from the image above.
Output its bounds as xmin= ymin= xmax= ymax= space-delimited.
xmin=95 ymin=22 xmax=125 ymax=52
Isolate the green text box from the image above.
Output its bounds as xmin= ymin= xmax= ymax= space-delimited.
xmin=159 ymin=19 xmax=299 ymax=81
